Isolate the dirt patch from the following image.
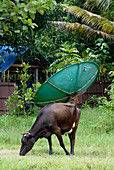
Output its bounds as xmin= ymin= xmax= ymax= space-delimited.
xmin=0 ymin=149 xmax=18 ymax=155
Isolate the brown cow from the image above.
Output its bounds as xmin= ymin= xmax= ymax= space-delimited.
xmin=19 ymin=103 xmax=81 ymax=156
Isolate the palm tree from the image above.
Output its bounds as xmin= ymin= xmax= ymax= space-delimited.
xmin=52 ymin=0 xmax=114 ymax=42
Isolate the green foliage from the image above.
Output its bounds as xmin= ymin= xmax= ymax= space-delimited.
xmin=83 ymin=77 xmax=114 ymax=133
xmin=90 ymin=106 xmax=113 ymax=133
xmin=49 ymin=41 xmax=82 ymax=72
xmin=82 ymin=38 xmax=113 ymax=81
xmin=62 ymin=4 xmax=114 ymax=39
xmin=85 ymin=73 xmax=114 ymax=109
xmin=5 ymin=63 xmax=41 ymax=117
xmin=82 ymin=100 xmax=91 ymax=109
xmin=0 ymin=0 xmax=56 ymax=45
xmin=88 ymin=95 xmax=107 ymax=107
xmin=83 ymin=38 xmax=111 ymax=63
xmin=84 ymin=0 xmax=113 ymax=20
xmin=35 ymin=22 xmax=83 ymax=63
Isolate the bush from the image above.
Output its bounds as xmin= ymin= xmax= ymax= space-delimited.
xmin=83 ymin=75 xmax=114 ymax=133
xmin=5 ymin=63 xmax=41 ymax=117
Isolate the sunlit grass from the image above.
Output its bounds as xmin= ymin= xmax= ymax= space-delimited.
xmin=0 ymin=149 xmax=113 ymax=170
xmin=0 ymin=107 xmax=113 ymax=169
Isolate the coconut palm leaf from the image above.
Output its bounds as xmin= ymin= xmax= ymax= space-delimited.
xmin=62 ymin=4 xmax=114 ymax=35
xmin=84 ymin=0 xmax=111 ymax=12
xmin=52 ymin=21 xmax=114 ymax=41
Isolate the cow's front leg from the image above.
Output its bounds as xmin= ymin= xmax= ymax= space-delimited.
xmin=48 ymin=136 xmax=53 ymax=155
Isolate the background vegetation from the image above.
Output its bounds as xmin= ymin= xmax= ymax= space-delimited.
xmin=5 ymin=63 xmax=41 ymax=117
xmin=0 ymin=0 xmax=113 ymax=75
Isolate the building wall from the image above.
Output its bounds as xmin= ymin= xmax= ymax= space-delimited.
xmin=0 ymin=82 xmax=15 ymax=113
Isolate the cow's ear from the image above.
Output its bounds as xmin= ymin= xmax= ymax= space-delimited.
xmin=26 ymin=132 xmax=33 ymax=139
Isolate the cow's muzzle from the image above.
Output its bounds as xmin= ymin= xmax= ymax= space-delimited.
xmin=19 ymin=151 xmax=25 ymax=156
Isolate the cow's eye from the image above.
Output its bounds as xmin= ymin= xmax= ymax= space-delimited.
xmin=22 ymin=141 xmax=27 ymax=145
xmin=22 ymin=137 xmax=27 ymax=143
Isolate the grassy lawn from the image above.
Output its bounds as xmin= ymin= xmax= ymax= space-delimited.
xmin=0 ymin=107 xmax=113 ymax=170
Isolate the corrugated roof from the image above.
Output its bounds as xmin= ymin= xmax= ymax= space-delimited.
xmin=0 ymin=46 xmax=49 ymax=72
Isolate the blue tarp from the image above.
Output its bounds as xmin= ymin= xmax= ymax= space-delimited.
xmin=0 ymin=46 xmax=49 ymax=72
xmin=0 ymin=46 xmax=27 ymax=72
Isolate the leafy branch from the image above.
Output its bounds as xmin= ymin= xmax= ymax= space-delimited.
xmin=49 ymin=42 xmax=82 ymax=72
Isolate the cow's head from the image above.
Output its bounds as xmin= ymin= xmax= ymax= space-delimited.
xmin=19 ymin=132 xmax=35 ymax=156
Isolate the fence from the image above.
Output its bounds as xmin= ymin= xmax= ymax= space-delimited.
xmin=0 ymin=82 xmax=15 ymax=113
xmin=77 ymin=81 xmax=110 ymax=107
xmin=0 ymin=81 xmax=111 ymax=113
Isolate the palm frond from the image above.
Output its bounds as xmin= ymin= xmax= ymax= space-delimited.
xmin=84 ymin=0 xmax=111 ymax=12
xmin=52 ymin=21 xmax=114 ymax=42
xmin=62 ymin=4 xmax=114 ymax=35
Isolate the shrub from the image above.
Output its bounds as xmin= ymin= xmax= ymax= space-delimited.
xmin=92 ymin=80 xmax=113 ymax=133
xmin=83 ymin=73 xmax=114 ymax=133
xmin=5 ymin=63 xmax=41 ymax=117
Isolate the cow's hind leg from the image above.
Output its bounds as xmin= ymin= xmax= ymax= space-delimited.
xmin=48 ymin=136 xmax=53 ymax=155
xmin=55 ymin=127 xmax=70 ymax=155
xmin=69 ymin=119 xmax=80 ymax=155
xmin=68 ymin=127 xmax=76 ymax=155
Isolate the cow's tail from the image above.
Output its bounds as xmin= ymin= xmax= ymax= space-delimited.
xmin=72 ymin=94 xmax=79 ymax=116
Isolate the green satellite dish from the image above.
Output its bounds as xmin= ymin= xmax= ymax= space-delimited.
xmin=35 ymin=61 xmax=99 ymax=106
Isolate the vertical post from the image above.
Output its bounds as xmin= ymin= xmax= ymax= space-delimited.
xmin=7 ymin=70 xmax=10 ymax=82
xmin=0 ymin=73 xmax=1 ymax=82
xmin=3 ymin=70 xmax=5 ymax=82
xmin=34 ymin=68 xmax=38 ymax=84
xmin=14 ymin=74 xmax=16 ymax=82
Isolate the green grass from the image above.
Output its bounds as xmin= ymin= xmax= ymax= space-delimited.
xmin=0 ymin=108 xmax=113 ymax=170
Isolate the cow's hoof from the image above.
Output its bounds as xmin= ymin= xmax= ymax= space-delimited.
xmin=49 ymin=152 xmax=53 ymax=155
xmin=70 ymin=153 xmax=75 ymax=156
